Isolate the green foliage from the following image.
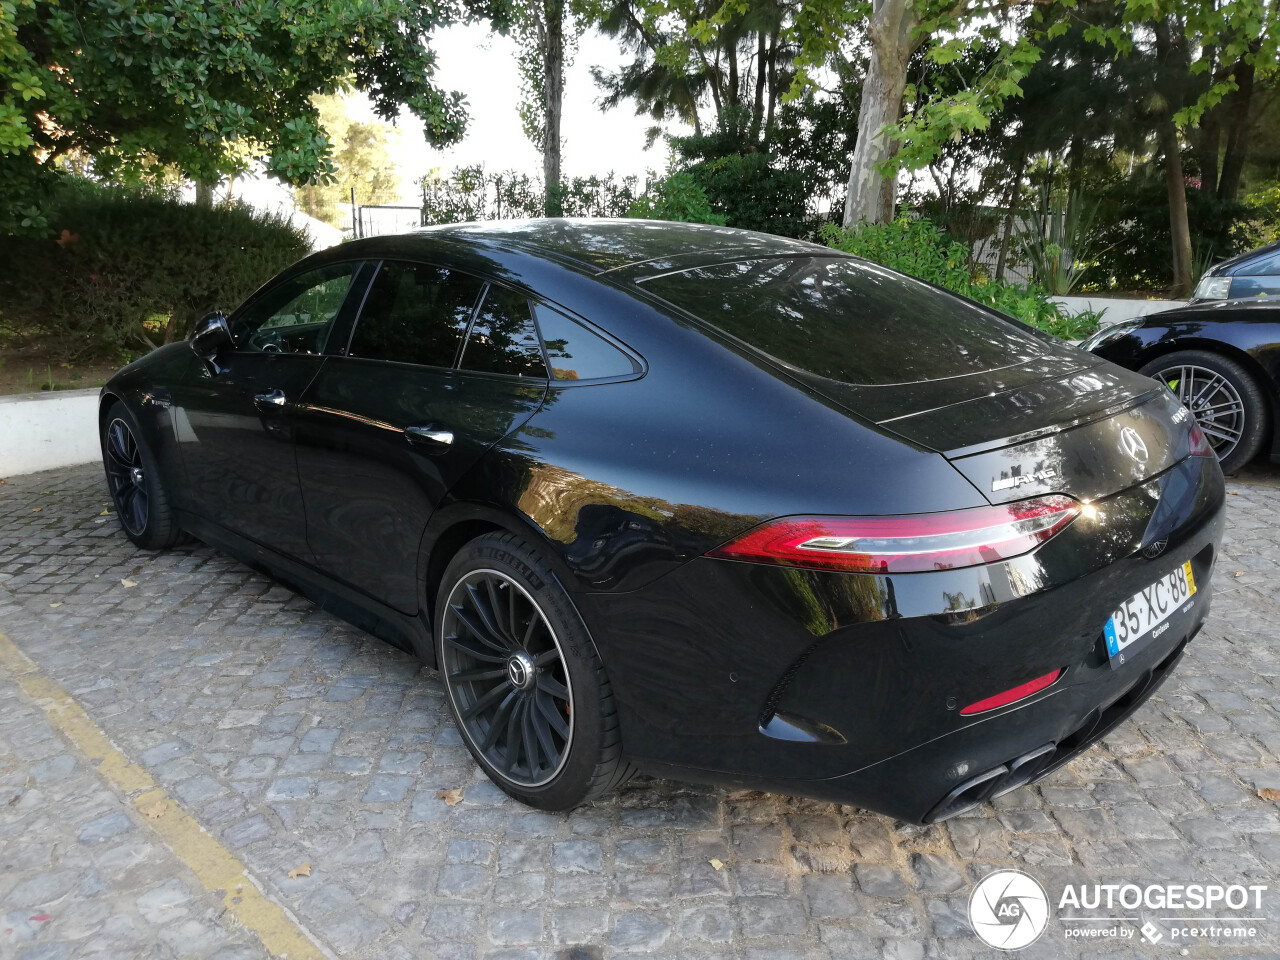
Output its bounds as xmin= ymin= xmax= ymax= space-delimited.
xmin=1088 ymin=174 xmax=1259 ymax=291
xmin=0 ymin=179 xmax=310 ymax=360
xmin=1016 ymin=187 xmax=1099 ymax=296
xmin=666 ymin=111 xmax=812 ymax=236
xmin=1 ymin=0 xmax=508 ymax=229
xmin=422 ymin=166 xmax=641 ymax=223
xmin=626 ymin=172 xmax=727 ymax=225
xmin=295 ymin=96 xmax=403 ymax=228
xmin=822 ymin=212 xmax=1098 ymax=340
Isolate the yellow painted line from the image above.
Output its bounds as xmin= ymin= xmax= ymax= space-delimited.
xmin=0 ymin=632 xmax=330 ymax=960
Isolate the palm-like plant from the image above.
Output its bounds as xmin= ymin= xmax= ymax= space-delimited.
xmin=1016 ymin=184 xmax=1099 ymax=296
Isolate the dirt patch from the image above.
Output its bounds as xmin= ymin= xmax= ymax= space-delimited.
xmin=0 ymin=346 xmax=121 ymax=396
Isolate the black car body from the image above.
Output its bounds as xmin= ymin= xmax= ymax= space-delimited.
xmin=100 ymin=220 xmax=1225 ymax=823
xmin=1190 ymin=239 xmax=1280 ymax=302
xmin=1085 ymin=299 xmax=1280 ymax=471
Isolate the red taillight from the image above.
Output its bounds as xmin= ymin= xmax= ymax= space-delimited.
xmin=707 ymin=495 xmax=1080 ymax=574
xmin=960 ymin=669 xmax=1063 ymax=715
xmin=1188 ymin=422 xmax=1215 ymax=458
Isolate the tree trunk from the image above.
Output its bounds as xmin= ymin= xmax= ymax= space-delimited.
xmin=994 ymin=154 xmax=1026 ymax=283
xmin=1154 ymin=18 xmax=1193 ymax=298
xmin=543 ymin=0 xmax=565 ymax=217
xmin=764 ymin=30 xmax=778 ymax=140
xmin=1218 ymin=56 xmax=1256 ymax=202
xmin=1159 ymin=118 xmax=1194 ymax=297
xmin=842 ymin=0 xmax=919 ymax=228
xmin=1195 ymin=44 xmax=1221 ymax=196
xmin=195 ymin=180 xmax=215 ymax=207
xmin=749 ymin=32 xmax=767 ymax=143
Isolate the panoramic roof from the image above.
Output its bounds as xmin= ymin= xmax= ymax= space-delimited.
xmin=412 ymin=218 xmax=827 ymax=274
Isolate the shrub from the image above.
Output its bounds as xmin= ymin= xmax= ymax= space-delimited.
xmin=625 ymin=173 xmax=727 ymax=226
xmin=0 ymin=178 xmax=312 ymax=360
xmin=822 ymin=213 xmax=1098 ymax=340
xmin=1087 ymin=174 xmax=1258 ymax=291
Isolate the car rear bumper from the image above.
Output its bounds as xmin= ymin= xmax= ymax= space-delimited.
xmin=580 ymin=453 xmax=1225 ymax=821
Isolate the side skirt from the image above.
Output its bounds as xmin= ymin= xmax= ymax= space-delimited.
xmin=174 ymin=509 xmax=436 ymax=667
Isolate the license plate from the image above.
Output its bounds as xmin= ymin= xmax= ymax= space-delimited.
xmin=1103 ymin=561 xmax=1196 ymax=668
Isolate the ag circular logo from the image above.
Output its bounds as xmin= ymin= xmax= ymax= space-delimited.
xmin=969 ymin=870 xmax=1050 ymax=950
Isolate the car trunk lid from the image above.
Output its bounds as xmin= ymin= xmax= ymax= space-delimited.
xmin=798 ymin=356 xmax=1187 ymax=504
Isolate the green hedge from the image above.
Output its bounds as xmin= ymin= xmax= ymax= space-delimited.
xmin=0 ymin=179 xmax=312 ymax=360
xmin=822 ymin=213 xmax=1101 ymax=341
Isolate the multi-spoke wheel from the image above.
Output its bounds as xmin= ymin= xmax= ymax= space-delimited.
xmin=1140 ymin=349 xmax=1269 ymax=474
xmin=436 ymin=532 xmax=634 ymax=809
xmin=104 ymin=418 xmax=149 ymax=536
xmin=99 ymin=402 xmax=182 ymax=549
xmin=441 ymin=570 xmax=574 ymax=787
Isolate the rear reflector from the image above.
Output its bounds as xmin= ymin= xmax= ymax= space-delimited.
xmin=707 ymin=495 xmax=1079 ymax=574
xmin=1188 ymin=422 xmax=1215 ymax=458
xmin=960 ymin=669 xmax=1063 ymax=716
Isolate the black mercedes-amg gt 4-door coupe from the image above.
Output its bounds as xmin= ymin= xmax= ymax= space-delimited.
xmin=100 ymin=220 xmax=1224 ymax=823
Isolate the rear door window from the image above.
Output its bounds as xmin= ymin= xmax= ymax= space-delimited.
xmin=347 ymin=261 xmax=485 ymax=368
xmin=639 ymin=257 xmax=1047 ymax=386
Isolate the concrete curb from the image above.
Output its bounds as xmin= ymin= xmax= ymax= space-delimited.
xmin=0 ymin=388 xmax=101 ymax=477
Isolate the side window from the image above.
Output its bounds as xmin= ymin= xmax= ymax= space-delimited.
xmin=230 ymin=261 xmax=361 ymax=354
xmin=459 ymin=285 xmax=548 ymax=378
xmin=347 ymin=261 xmax=485 ymax=367
xmin=533 ymin=303 xmax=640 ymax=381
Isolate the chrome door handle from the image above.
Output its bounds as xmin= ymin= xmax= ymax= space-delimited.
xmin=254 ymin=388 xmax=287 ymax=409
xmin=405 ymin=424 xmax=454 ymax=449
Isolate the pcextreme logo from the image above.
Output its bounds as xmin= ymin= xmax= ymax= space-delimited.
xmin=969 ymin=870 xmax=1050 ymax=950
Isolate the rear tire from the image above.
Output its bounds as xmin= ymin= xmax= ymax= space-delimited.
xmin=434 ymin=532 xmax=633 ymax=810
xmin=100 ymin=402 xmax=183 ymax=550
xmin=1138 ymin=349 xmax=1269 ymax=474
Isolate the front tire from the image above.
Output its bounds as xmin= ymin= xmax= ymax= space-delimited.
xmin=434 ymin=532 xmax=632 ymax=810
xmin=1139 ymin=349 xmax=1269 ymax=474
xmin=100 ymin=402 xmax=182 ymax=550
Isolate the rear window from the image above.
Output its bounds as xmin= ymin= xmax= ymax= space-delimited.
xmin=639 ymin=257 xmax=1046 ymax=386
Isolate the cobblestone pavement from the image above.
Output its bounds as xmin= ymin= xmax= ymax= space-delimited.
xmin=2 ymin=462 xmax=1279 ymax=960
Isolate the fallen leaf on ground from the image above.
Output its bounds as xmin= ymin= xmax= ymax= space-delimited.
xmin=29 ymin=914 xmax=50 ymax=922
xmin=100 ymin=509 xmax=110 ymax=516
xmin=140 ymin=801 xmax=168 ymax=819
xmin=1235 ymin=571 xmax=1245 ymax=577
xmin=288 ymin=862 xmax=311 ymax=879
xmin=32 ymin=507 xmax=41 ymax=512
xmin=709 ymin=858 xmax=725 ymax=871
xmin=120 ymin=579 xmax=138 ymax=588
xmin=315 ymin=675 xmax=325 ymax=682
xmin=436 ymin=788 xmax=464 ymax=806
xmin=1260 ymin=789 xmax=1280 ymax=802
xmin=48 ymin=603 xmax=61 ymax=608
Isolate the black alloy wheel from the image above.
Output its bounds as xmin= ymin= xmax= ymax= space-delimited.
xmin=441 ymin=569 xmax=574 ymax=787
xmin=435 ymin=532 xmax=633 ymax=809
xmin=99 ymin=402 xmax=183 ymax=550
xmin=1140 ymin=349 xmax=1269 ymax=473
xmin=104 ymin=417 xmax=150 ymax=536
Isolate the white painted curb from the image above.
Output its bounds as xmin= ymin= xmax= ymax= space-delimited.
xmin=0 ymin=388 xmax=101 ymax=477
xmin=1054 ymin=295 xmax=1188 ymax=327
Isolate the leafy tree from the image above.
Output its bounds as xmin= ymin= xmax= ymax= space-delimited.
xmin=626 ymin=172 xmax=727 ymax=223
xmin=590 ymin=0 xmax=795 ymax=148
xmin=515 ymin=0 xmax=586 ymax=215
xmin=0 ymin=0 xmax=509 ymax=230
xmin=295 ymin=96 xmax=403 ymax=228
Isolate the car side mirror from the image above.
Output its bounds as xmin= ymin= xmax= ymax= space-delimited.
xmin=191 ymin=312 xmax=233 ymax=361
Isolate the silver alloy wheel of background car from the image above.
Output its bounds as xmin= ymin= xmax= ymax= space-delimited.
xmin=440 ymin=569 xmax=575 ymax=788
xmin=1150 ymin=363 xmax=1246 ymax=463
